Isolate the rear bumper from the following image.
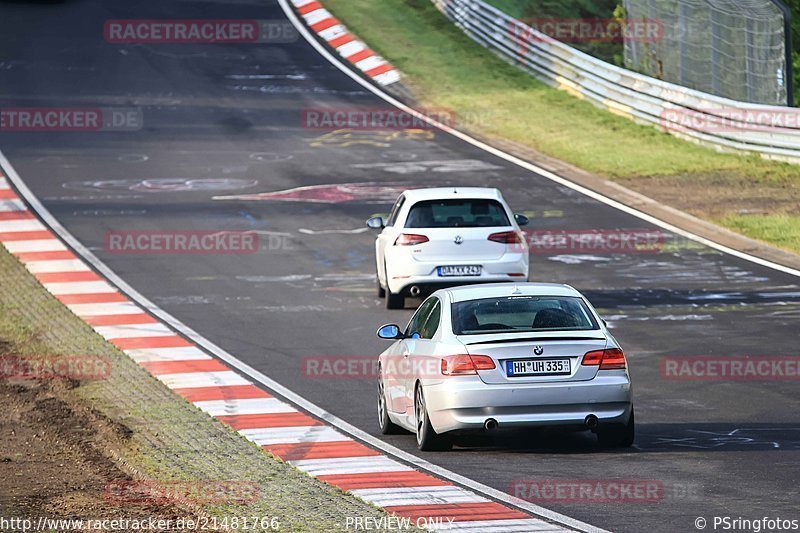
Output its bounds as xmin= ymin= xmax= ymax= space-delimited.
xmin=386 ymin=254 xmax=529 ymax=294
xmin=422 ymin=373 xmax=633 ymax=434
xmin=391 ymin=276 xmax=528 ymax=297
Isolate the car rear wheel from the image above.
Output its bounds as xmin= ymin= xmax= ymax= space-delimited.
xmin=377 ymin=261 xmax=387 ymax=298
xmin=377 ymin=281 xmax=386 ymax=298
xmin=597 ymin=407 xmax=635 ymax=448
xmin=385 ymin=290 xmax=404 ymax=309
xmin=382 ymin=261 xmax=403 ymax=308
xmin=377 ymin=374 xmax=403 ymax=435
xmin=414 ymin=384 xmax=452 ymax=451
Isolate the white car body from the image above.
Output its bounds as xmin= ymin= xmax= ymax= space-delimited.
xmin=376 ymin=283 xmax=634 ymax=450
xmin=369 ymin=188 xmax=530 ymax=309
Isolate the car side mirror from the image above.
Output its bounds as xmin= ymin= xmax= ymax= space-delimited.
xmin=514 ymin=214 xmax=529 ymax=227
xmin=377 ymin=324 xmax=403 ymax=340
xmin=367 ymin=216 xmax=385 ymax=229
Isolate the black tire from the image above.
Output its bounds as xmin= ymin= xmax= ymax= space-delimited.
xmin=386 ymin=290 xmax=404 ymax=309
xmin=414 ymin=384 xmax=452 ymax=451
xmin=598 ymin=408 xmax=635 ymax=448
xmin=377 ymin=279 xmax=386 ymax=298
xmin=377 ymin=261 xmax=387 ymax=298
xmin=377 ymin=373 xmax=403 ymax=435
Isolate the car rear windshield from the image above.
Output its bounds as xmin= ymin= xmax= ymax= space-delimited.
xmin=405 ymin=199 xmax=510 ymax=228
xmin=452 ymin=296 xmax=600 ymax=335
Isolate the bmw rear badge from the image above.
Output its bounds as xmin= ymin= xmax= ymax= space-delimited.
xmin=454 ymin=235 xmax=464 ymax=245
xmin=534 ymin=346 xmax=544 ymax=355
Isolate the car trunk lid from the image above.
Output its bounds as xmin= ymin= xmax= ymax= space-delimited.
xmin=458 ymin=331 xmax=608 ymax=384
xmin=410 ymin=227 xmax=510 ymax=262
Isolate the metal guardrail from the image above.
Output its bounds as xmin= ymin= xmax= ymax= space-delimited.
xmin=432 ymin=0 xmax=800 ymax=164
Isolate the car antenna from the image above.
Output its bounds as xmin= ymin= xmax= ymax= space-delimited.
xmin=453 ymin=187 xmax=458 ymax=194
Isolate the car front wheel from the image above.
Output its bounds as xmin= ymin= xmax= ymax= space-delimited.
xmin=414 ymin=384 xmax=451 ymax=451
xmin=377 ymin=374 xmax=403 ymax=435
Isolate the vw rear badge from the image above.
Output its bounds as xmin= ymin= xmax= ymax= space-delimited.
xmin=454 ymin=235 xmax=464 ymax=245
xmin=534 ymin=346 xmax=544 ymax=355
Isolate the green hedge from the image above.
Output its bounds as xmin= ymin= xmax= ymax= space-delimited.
xmin=484 ymin=0 xmax=623 ymax=65
xmin=789 ymin=0 xmax=799 ymax=105
xmin=487 ymin=0 xmax=799 ymax=106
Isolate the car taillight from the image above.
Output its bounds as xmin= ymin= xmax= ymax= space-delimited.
xmin=441 ymin=354 xmax=496 ymax=375
xmin=581 ymin=348 xmax=627 ymax=370
xmin=488 ymin=231 xmax=523 ymax=245
xmin=582 ymin=350 xmax=604 ymax=366
xmin=600 ymin=348 xmax=627 ymax=370
xmin=395 ymin=233 xmax=429 ymax=246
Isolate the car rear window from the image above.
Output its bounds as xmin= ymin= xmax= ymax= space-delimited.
xmin=404 ymin=199 xmax=510 ymax=228
xmin=452 ymin=296 xmax=599 ymax=335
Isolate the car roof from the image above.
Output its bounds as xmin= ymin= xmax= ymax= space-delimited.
xmin=402 ymin=187 xmax=503 ymax=202
xmin=437 ymin=282 xmax=583 ymax=303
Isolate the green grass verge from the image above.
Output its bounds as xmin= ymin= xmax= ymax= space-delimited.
xmin=322 ymin=0 xmax=800 ymax=252
xmin=720 ymin=214 xmax=800 ymax=255
xmin=0 ymin=246 xmax=396 ymax=530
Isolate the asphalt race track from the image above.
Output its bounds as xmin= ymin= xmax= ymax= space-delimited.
xmin=2 ymin=1 xmax=800 ymax=531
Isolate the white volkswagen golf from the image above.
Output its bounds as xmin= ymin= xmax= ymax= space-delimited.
xmin=375 ymin=283 xmax=634 ymax=451
xmin=367 ymin=188 xmax=530 ymax=309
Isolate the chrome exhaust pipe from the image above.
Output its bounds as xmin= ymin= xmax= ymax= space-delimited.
xmin=585 ymin=415 xmax=599 ymax=430
xmin=484 ymin=418 xmax=498 ymax=431
xmin=409 ymin=286 xmax=421 ymax=297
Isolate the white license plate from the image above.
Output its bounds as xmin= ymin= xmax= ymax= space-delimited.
xmin=507 ymin=358 xmax=571 ymax=376
xmin=438 ymin=265 xmax=482 ymax=277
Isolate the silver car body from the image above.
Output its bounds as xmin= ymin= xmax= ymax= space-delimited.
xmin=378 ymin=283 xmax=633 ymax=434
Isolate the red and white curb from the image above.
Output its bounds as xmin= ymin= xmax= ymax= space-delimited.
xmin=291 ymin=0 xmax=401 ymax=87
xmin=0 ymin=171 xmax=575 ymax=532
